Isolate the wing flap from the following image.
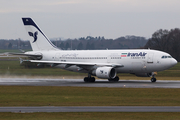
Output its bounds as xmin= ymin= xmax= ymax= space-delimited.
xmin=30 ymin=60 xmax=124 ymax=68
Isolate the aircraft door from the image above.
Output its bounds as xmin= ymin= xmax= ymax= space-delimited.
xmin=147 ymin=53 xmax=154 ymax=63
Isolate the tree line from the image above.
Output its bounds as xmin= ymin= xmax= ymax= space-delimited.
xmin=144 ymin=28 xmax=180 ymax=62
xmin=0 ymin=39 xmax=31 ymax=49
xmin=0 ymin=35 xmax=147 ymax=50
xmin=53 ymin=36 xmax=147 ymax=50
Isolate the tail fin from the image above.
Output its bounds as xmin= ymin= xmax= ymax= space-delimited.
xmin=22 ymin=18 xmax=59 ymax=51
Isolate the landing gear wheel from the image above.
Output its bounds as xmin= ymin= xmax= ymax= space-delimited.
xmin=90 ymin=77 xmax=95 ymax=82
xmin=108 ymin=76 xmax=119 ymax=82
xmin=90 ymin=77 xmax=96 ymax=82
xmin=151 ymin=78 xmax=156 ymax=82
xmin=84 ymin=77 xmax=95 ymax=83
xmin=114 ymin=76 xmax=119 ymax=81
xmin=84 ymin=77 xmax=89 ymax=82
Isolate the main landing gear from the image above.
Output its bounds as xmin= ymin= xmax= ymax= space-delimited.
xmin=84 ymin=74 xmax=96 ymax=82
xmin=108 ymin=76 xmax=119 ymax=82
xmin=151 ymin=74 xmax=156 ymax=82
xmin=84 ymin=74 xmax=120 ymax=82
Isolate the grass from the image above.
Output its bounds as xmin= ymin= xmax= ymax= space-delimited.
xmin=0 ymin=86 xmax=180 ymax=106
xmin=0 ymin=49 xmax=22 ymax=53
xmin=0 ymin=112 xmax=180 ymax=120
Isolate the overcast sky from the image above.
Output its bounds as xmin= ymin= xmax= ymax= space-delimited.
xmin=0 ymin=0 xmax=180 ymax=40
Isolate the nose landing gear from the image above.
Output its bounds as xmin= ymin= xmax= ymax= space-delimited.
xmin=151 ymin=77 xmax=156 ymax=82
xmin=151 ymin=74 xmax=156 ymax=82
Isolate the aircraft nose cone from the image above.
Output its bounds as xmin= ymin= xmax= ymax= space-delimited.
xmin=171 ymin=58 xmax=177 ymax=66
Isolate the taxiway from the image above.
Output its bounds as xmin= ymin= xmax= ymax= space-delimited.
xmin=0 ymin=106 xmax=180 ymax=112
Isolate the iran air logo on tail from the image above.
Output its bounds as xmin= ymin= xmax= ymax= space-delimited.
xmin=28 ymin=31 xmax=38 ymax=43
xmin=121 ymin=52 xmax=147 ymax=57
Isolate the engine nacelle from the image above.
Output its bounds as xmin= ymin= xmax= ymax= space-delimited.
xmin=135 ymin=72 xmax=154 ymax=77
xmin=92 ymin=67 xmax=116 ymax=79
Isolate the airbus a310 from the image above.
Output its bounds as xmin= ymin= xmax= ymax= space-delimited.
xmin=10 ymin=18 xmax=178 ymax=82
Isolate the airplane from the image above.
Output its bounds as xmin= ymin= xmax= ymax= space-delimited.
xmin=10 ymin=17 xmax=178 ymax=82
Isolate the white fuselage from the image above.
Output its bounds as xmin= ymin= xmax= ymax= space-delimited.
xmin=26 ymin=49 xmax=177 ymax=74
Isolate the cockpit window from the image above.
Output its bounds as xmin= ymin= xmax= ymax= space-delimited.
xmin=161 ymin=56 xmax=172 ymax=59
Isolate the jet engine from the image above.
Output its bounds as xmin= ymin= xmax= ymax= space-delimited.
xmin=92 ymin=67 xmax=116 ymax=79
xmin=134 ymin=72 xmax=155 ymax=77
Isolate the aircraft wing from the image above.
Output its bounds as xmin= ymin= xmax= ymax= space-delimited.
xmin=30 ymin=60 xmax=124 ymax=68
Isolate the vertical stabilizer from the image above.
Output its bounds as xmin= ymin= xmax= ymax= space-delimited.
xmin=22 ymin=18 xmax=59 ymax=51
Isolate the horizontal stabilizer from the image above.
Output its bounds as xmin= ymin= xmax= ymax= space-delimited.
xmin=2 ymin=53 xmax=42 ymax=60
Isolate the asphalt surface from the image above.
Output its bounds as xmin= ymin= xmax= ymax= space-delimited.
xmin=0 ymin=106 xmax=180 ymax=113
xmin=0 ymin=78 xmax=180 ymax=88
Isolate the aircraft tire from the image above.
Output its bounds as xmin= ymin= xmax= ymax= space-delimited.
xmin=84 ymin=77 xmax=89 ymax=82
xmin=90 ymin=77 xmax=95 ymax=82
xmin=115 ymin=76 xmax=119 ymax=81
xmin=84 ymin=77 xmax=95 ymax=82
xmin=108 ymin=76 xmax=119 ymax=82
xmin=151 ymin=78 xmax=156 ymax=82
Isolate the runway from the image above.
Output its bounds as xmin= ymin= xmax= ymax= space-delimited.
xmin=0 ymin=78 xmax=180 ymax=88
xmin=0 ymin=106 xmax=180 ymax=112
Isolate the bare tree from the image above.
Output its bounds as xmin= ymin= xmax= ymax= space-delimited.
xmin=145 ymin=28 xmax=180 ymax=61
